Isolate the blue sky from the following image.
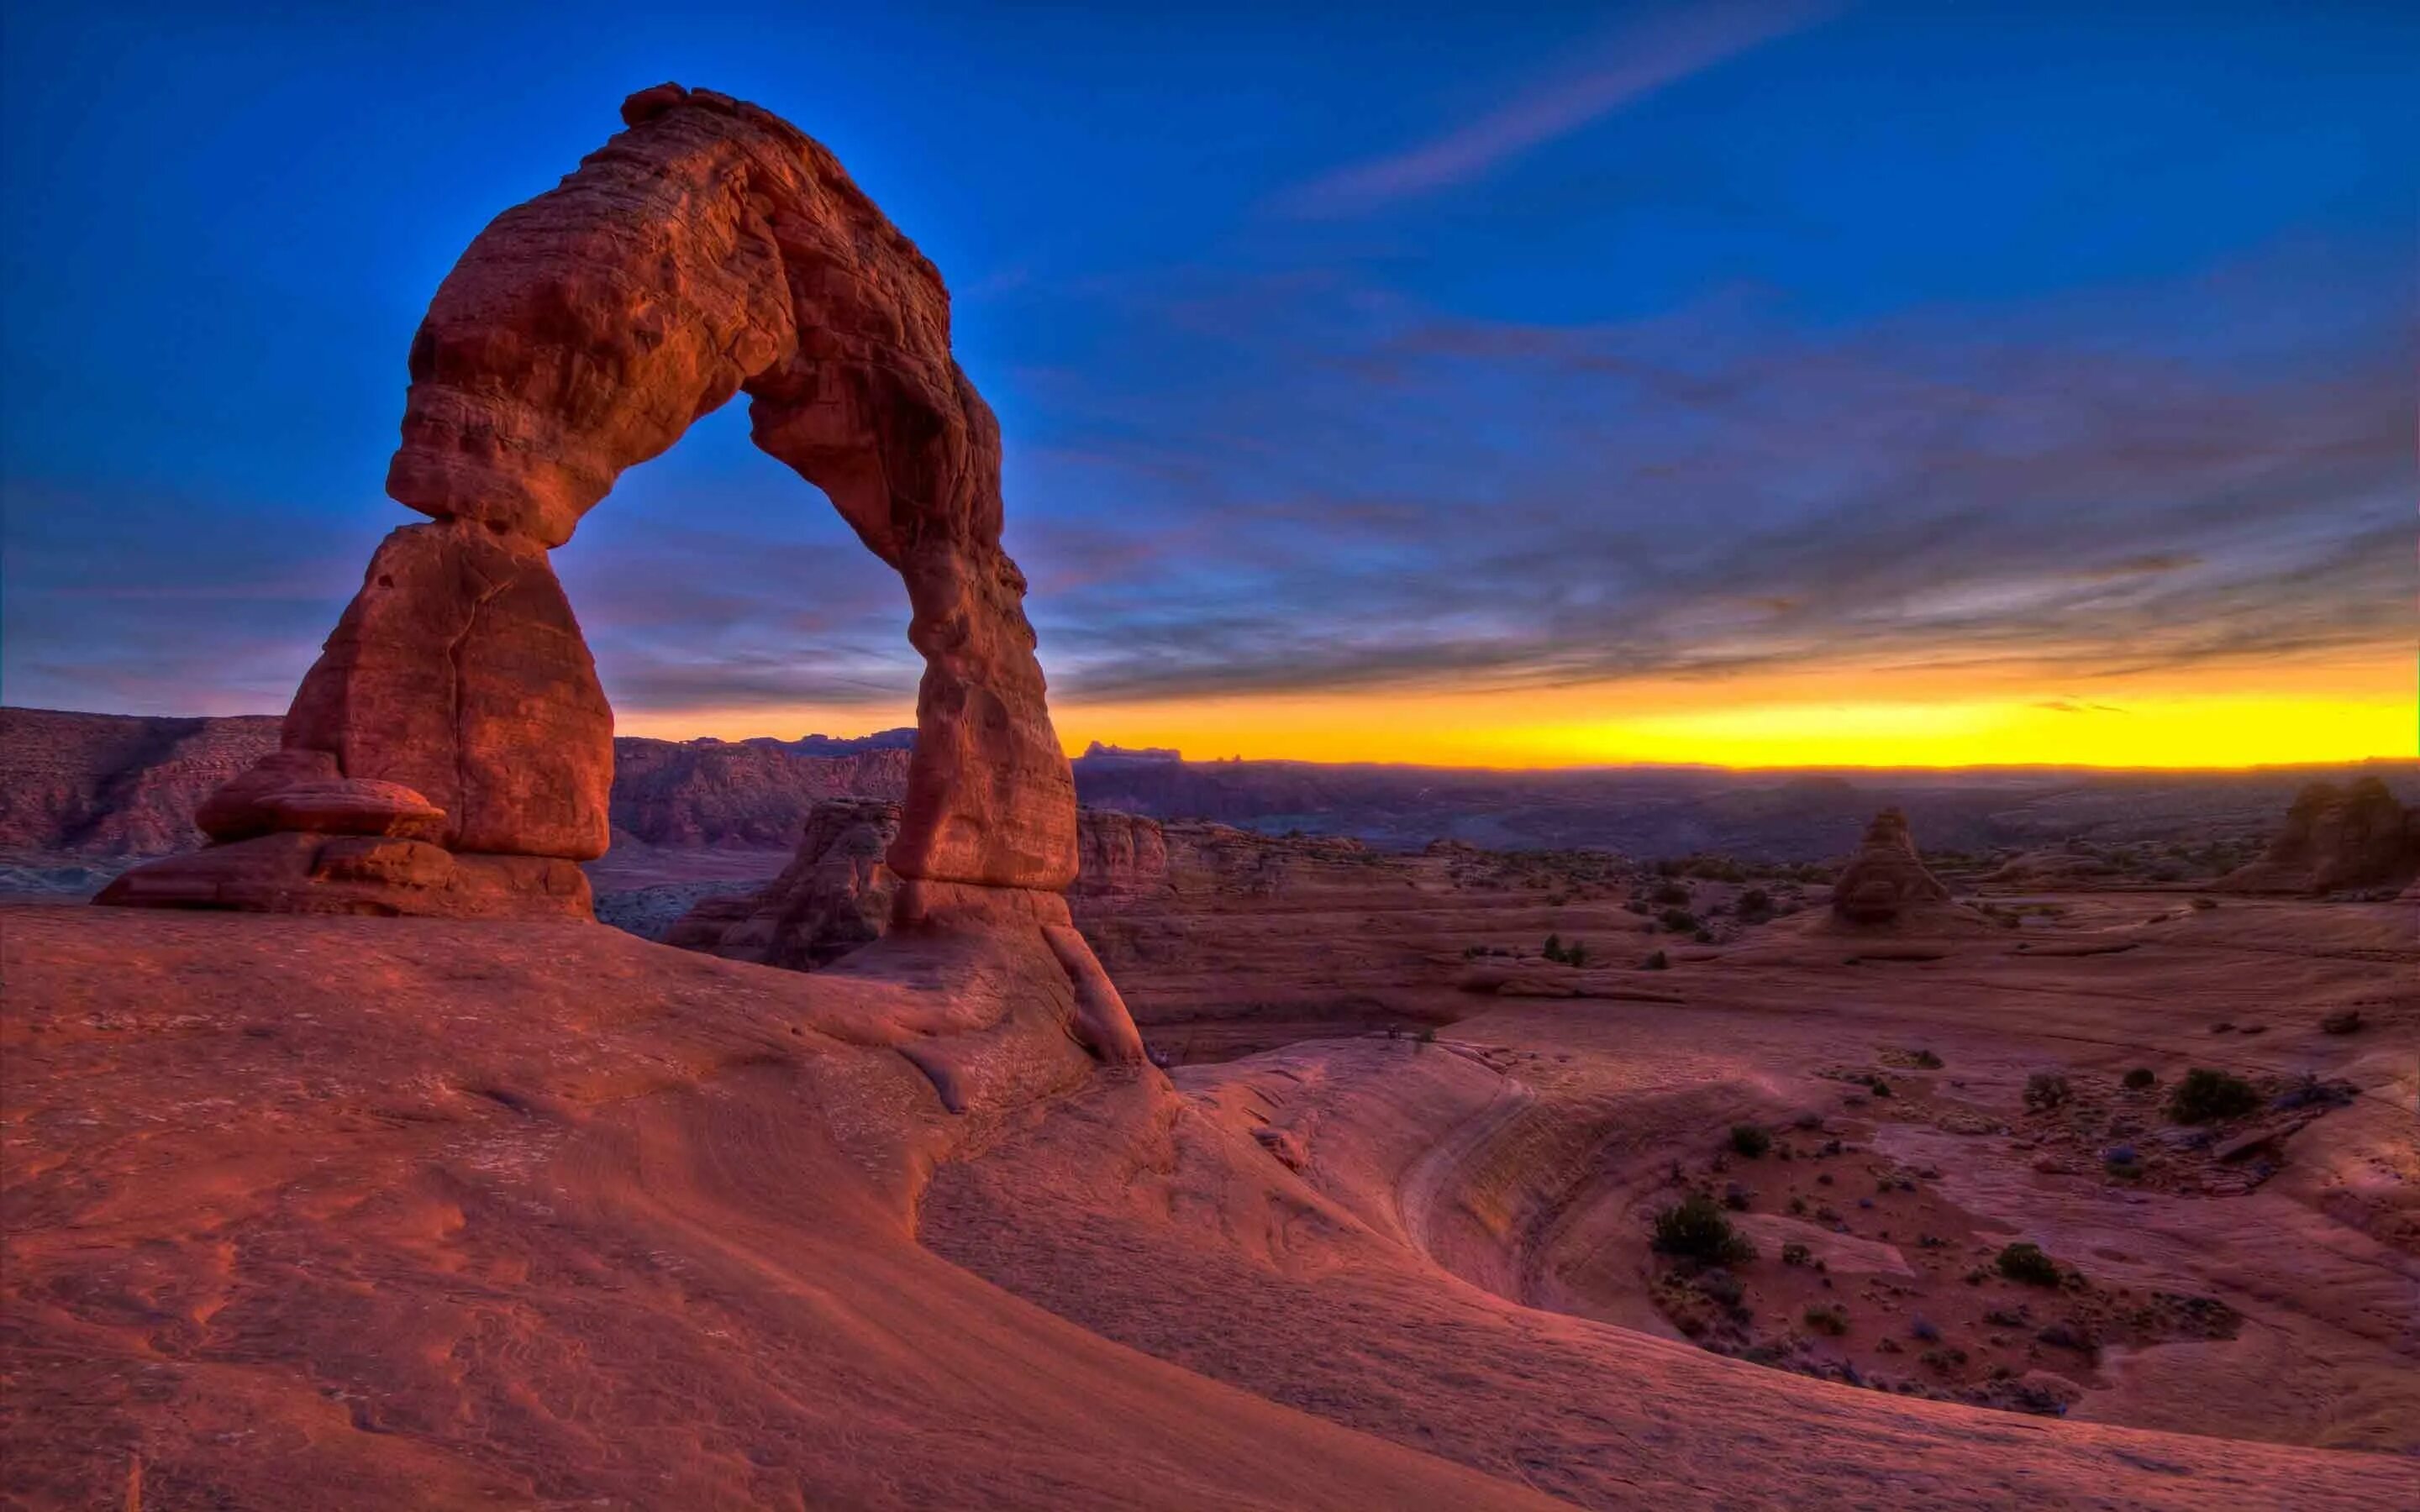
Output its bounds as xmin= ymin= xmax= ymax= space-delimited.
xmin=2 ymin=2 xmax=2412 ymax=758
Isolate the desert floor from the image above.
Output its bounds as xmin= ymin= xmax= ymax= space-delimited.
xmin=3 ymin=892 xmax=2413 ymax=1508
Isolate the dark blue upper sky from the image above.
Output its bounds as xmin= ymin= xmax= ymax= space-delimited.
xmin=3 ymin=2 xmax=2411 ymax=754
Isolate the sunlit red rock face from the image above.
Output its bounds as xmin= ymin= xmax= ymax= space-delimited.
xmin=2218 ymin=777 xmax=2420 ymax=895
xmin=103 ymin=82 xmax=1076 ymax=917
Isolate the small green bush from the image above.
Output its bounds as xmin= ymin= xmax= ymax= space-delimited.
xmin=1728 ymin=1124 xmax=1771 ymax=1158
xmin=2122 ymin=1067 xmax=2156 ymax=1090
xmin=1996 ymin=1242 xmax=2062 ymax=1287
xmin=1781 ymin=1242 xmax=1812 ymax=1267
xmin=1650 ymin=1194 xmax=1755 ymax=1266
xmin=1643 ymin=949 xmax=1670 ymax=970
xmin=2168 ymin=1068 xmax=2260 ymax=1125
xmin=1658 ymin=907 xmax=1700 ymax=934
xmin=1802 ymin=1303 xmax=1849 ymax=1336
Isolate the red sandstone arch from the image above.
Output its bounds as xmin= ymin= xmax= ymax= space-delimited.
xmin=103 ymin=84 xmax=1080 ymax=919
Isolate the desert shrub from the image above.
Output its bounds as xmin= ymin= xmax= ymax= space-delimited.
xmin=1802 ymin=1303 xmax=1849 ymax=1336
xmin=1693 ymin=1267 xmax=1745 ymax=1307
xmin=2271 ymin=1073 xmax=2349 ymax=1112
xmin=1996 ymin=1242 xmax=2062 ymax=1287
xmin=1728 ymin=1124 xmax=1771 ymax=1158
xmin=1907 ymin=1048 xmax=1944 ymax=1069
xmin=1781 ymin=1242 xmax=1812 ymax=1267
xmin=2320 ymin=1008 xmax=2363 ymax=1035
xmin=2022 ymin=1071 xmax=2071 ymax=1112
xmin=1651 ymin=879 xmax=1691 ymax=906
xmin=2122 ymin=1067 xmax=2156 ymax=1090
xmin=1909 ymin=1315 xmax=1940 ymax=1342
xmin=1650 ymin=1194 xmax=1755 ymax=1266
xmin=1736 ymin=887 xmax=1774 ymax=921
xmin=1543 ymin=932 xmax=1564 ymax=961
xmin=1657 ymin=908 xmax=1697 ymax=933
xmin=2035 ymin=1320 xmax=2094 ymax=1352
xmin=1564 ymin=939 xmax=1589 ymax=968
xmin=2168 ymin=1068 xmax=2260 ymax=1125
xmin=1643 ymin=949 xmax=1670 ymax=970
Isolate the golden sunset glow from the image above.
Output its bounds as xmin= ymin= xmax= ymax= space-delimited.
xmin=613 ymin=651 xmax=2417 ymax=771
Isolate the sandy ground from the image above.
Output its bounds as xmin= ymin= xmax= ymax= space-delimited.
xmin=3 ymin=898 xmax=2413 ymax=1509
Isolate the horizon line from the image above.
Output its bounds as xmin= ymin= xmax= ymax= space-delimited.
xmin=6 ymin=701 xmax=2413 ymax=780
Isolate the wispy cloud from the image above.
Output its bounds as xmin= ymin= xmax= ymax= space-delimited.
xmin=1276 ymin=2 xmax=1830 ymax=217
xmin=998 ymin=244 xmax=2416 ymax=706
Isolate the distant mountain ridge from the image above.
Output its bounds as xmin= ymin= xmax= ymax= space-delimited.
xmin=0 ymin=708 xmax=914 ymax=856
xmin=5 ymin=706 xmax=2416 ymax=864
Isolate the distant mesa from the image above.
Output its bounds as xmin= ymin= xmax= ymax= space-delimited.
xmin=1828 ymin=807 xmax=1960 ymax=928
xmin=1080 ymin=742 xmax=1184 ymax=764
xmin=2216 ymin=777 xmax=2420 ymax=896
xmin=779 ymin=728 xmax=918 ymax=757
xmin=100 ymin=83 xmax=1082 ymax=924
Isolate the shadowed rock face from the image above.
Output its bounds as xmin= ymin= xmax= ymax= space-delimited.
xmin=668 ymin=798 xmax=903 ymax=969
xmin=103 ymin=82 xmax=1076 ymax=916
xmin=2218 ymin=777 xmax=2420 ymax=895
xmin=1829 ymin=808 xmax=1953 ymax=926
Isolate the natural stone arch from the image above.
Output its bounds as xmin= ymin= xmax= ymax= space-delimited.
xmin=103 ymin=84 xmax=1079 ymax=917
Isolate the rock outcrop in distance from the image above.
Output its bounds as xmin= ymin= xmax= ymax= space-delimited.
xmin=103 ymin=82 xmax=1082 ymax=923
xmin=669 ymin=798 xmax=905 ymax=969
xmin=2216 ymin=777 xmax=2420 ymax=895
xmin=672 ymin=800 xmax=1169 ymax=967
xmin=1828 ymin=808 xmax=1963 ymax=928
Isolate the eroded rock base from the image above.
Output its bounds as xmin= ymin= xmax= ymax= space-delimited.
xmin=93 ymin=832 xmax=592 ymax=919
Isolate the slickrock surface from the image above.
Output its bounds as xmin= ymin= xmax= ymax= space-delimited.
xmin=2218 ymin=777 xmax=2420 ymax=895
xmin=9 ymin=902 xmax=2412 ymax=1508
xmin=105 ymin=81 xmax=1079 ymax=915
